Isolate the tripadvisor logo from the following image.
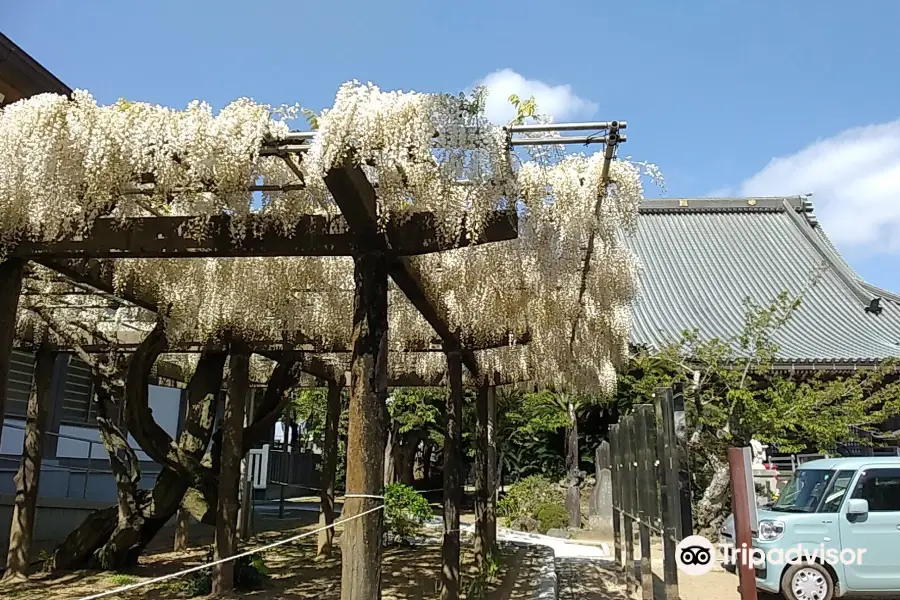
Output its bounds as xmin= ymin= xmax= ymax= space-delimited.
xmin=675 ymin=535 xmax=869 ymax=576
xmin=676 ymin=535 xmax=716 ymax=575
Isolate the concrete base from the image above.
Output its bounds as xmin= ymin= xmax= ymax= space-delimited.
xmin=0 ymin=494 xmax=109 ymax=555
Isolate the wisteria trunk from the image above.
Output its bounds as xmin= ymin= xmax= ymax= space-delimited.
xmin=565 ymin=400 xmax=581 ymax=529
xmin=340 ymin=251 xmax=389 ymax=600
xmin=50 ymin=348 xmax=228 ymax=571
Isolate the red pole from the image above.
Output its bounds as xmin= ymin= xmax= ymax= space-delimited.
xmin=728 ymin=447 xmax=758 ymax=600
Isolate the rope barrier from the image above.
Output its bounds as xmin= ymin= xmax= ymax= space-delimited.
xmin=76 ymin=503 xmax=385 ymax=600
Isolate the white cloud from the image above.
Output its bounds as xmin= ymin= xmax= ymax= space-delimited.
xmin=736 ymin=120 xmax=900 ymax=255
xmin=474 ymin=69 xmax=598 ymax=125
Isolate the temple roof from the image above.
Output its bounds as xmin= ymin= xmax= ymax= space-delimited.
xmin=628 ymin=196 xmax=900 ymax=365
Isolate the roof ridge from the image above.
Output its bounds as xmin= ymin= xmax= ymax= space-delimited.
xmin=780 ymin=198 xmax=883 ymax=314
xmin=640 ymin=196 xmax=803 ymax=213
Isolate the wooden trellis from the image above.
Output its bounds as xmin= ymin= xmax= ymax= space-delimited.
xmin=0 ymin=117 xmax=625 ymax=600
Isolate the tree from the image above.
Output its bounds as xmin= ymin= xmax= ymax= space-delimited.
xmin=618 ymin=291 xmax=900 ymax=535
xmin=385 ymin=388 xmax=443 ymax=486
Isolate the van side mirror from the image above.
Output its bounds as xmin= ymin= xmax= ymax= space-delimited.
xmin=846 ymin=498 xmax=869 ymax=517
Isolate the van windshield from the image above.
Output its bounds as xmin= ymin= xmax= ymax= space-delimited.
xmin=771 ymin=469 xmax=835 ymax=513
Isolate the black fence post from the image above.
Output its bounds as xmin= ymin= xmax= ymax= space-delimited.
xmin=609 ymin=424 xmax=622 ymax=569
xmin=621 ymin=415 xmax=636 ymax=588
xmin=634 ymin=405 xmax=654 ymax=600
xmin=673 ymin=382 xmax=693 ymax=538
xmin=656 ymin=387 xmax=681 ymax=600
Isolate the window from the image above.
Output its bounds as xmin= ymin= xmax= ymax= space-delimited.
xmin=820 ymin=470 xmax=856 ymax=513
xmin=850 ymin=468 xmax=900 ymax=512
xmin=60 ymin=357 xmax=94 ymax=424
xmin=4 ymin=350 xmax=35 ymax=417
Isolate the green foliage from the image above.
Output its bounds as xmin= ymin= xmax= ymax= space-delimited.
xmin=301 ymin=107 xmax=319 ymax=130
xmin=389 ymin=388 xmax=443 ymax=441
xmin=616 ymin=286 xmax=900 ymax=523
xmin=498 ymin=475 xmax=564 ymax=527
xmin=466 ymin=551 xmax=502 ymax=600
xmin=107 ymin=573 xmax=138 ymax=586
xmin=508 ymin=94 xmax=537 ymax=125
xmin=179 ymin=549 xmax=269 ymax=597
xmin=535 ymin=502 xmax=569 ymax=533
xmin=383 ymin=483 xmax=433 ymax=538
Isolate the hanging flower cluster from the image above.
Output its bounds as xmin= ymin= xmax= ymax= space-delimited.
xmin=4 ymin=82 xmax=655 ymax=394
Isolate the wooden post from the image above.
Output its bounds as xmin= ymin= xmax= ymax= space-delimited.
xmin=655 ymin=388 xmax=680 ymax=600
xmin=486 ymin=377 xmax=497 ymax=550
xmin=728 ymin=447 xmax=759 ymax=600
xmin=474 ymin=379 xmax=489 ymax=568
xmin=3 ymin=344 xmax=56 ymax=581
xmin=212 ymin=345 xmax=249 ymax=597
xmin=442 ymin=349 xmax=463 ymax=600
xmin=609 ymin=425 xmax=623 ymax=569
xmin=240 ymin=390 xmax=256 ymax=540
xmin=318 ymin=380 xmax=342 ymax=558
xmin=634 ymin=405 xmax=653 ymax=600
xmin=340 ymin=250 xmax=389 ymax=600
xmin=0 ymin=258 xmax=25 ymax=447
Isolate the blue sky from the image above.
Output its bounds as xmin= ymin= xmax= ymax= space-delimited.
xmin=3 ymin=0 xmax=897 ymax=290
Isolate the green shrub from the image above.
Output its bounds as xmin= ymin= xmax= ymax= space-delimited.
xmin=384 ymin=483 xmax=433 ymax=539
xmin=535 ymin=502 xmax=569 ymax=533
xmin=179 ymin=549 xmax=269 ymax=597
xmin=107 ymin=573 xmax=138 ymax=586
xmin=497 ymin=475 xmax=564 ymax=526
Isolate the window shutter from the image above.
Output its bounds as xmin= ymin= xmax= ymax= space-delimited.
xmin=61 ymin=357 xmax=93 ymax=423
xmin=4 ymin=350 xmax=35 ymax=417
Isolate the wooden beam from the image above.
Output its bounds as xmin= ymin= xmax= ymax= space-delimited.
xmin=325 ymin=162 xmax=503 ymax=376
xmin=35 ymin=330 xmax=530 ymax=354
xmin=11 ymin=211 xmax=516 ymax=259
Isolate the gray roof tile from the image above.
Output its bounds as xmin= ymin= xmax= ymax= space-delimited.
xmin=626 ymin=196 xmax=900 ymax=363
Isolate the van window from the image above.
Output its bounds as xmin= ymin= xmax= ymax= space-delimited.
xmin=819 ymin=470 xmax=856 ymax=513
xmin=850 ymin=468 xmax=900 ymax=512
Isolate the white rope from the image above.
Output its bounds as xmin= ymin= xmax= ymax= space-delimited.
xmin=77 ymin=504 xmax=384 ymax=600
xmin=343 ymin=493 xmax=385 ymax=500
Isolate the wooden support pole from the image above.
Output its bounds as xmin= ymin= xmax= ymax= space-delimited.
xmin=609 ymin=425 xmax=623 ymax=569
xmin=239 ymin=390 xmax=257 ymax=540
xmin=634 ymin=404 xmax=654 ymax=600
xmin=318 ymin=379 xmax=342 ymax=558
xmin=728 ymin=448 xmax=759 ymax=600
xmin=212 ymin=345 xmax=249 ymax=597
xmin=3 ymin=344 xmax=56 ymax=581
xmin=474 ymin=379 xmax=489 ymax=568
xmin=442 ymin=349 xmax=463 ymax=600
xmin=655 ymin=388 xmax=680 ymax=600
xmin=486 ymin=379 xmax=497 ymax=550
xmin=0 ymin=258 xmax=25 ymax=447
xmin=340 ymin=250 xmax=389 ymax=600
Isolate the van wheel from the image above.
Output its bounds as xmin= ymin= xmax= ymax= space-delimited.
xmin=781 ymin=562 xmax=834 ymax=600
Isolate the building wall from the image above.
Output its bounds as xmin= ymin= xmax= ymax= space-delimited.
xmin=1 ymin=350 xmax=185 ymax=503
